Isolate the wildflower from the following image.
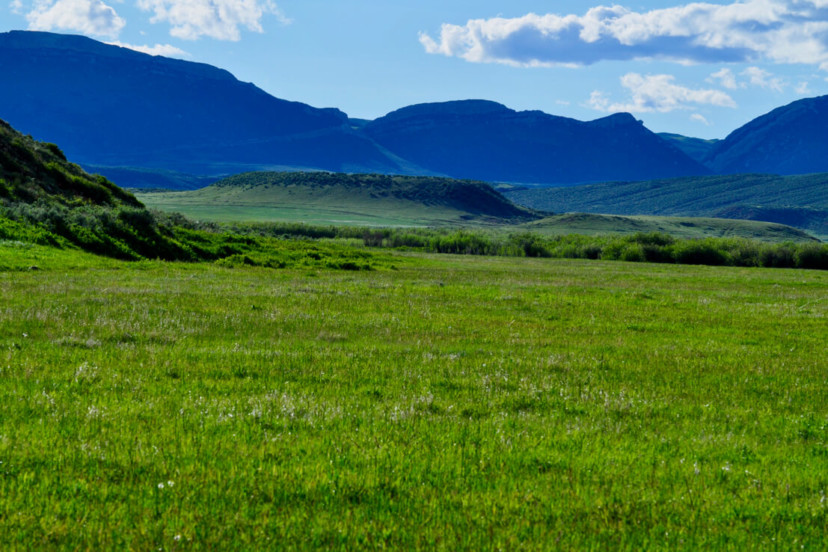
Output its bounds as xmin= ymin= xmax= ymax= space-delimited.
xmin=158 ymin=482 xmax=165 ymax=489
xmin=174 ymin=535 xmax=181 ymax=541
xmin=167 ymin=480 xmax=174 ymax=487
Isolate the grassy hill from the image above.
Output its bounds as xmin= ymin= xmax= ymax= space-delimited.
xmin=520 ymin=213 xmax=816 ymax=242
xmin=505 ymin=173 xmax=828 ymax=239
xmin=137 ymin=171 xmax=542 ymax=227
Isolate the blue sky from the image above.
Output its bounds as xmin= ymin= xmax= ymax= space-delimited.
xmin=3 ymin=0 xmax=828 ymax=139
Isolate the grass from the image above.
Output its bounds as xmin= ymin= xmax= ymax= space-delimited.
xmin=1 ymin=242 xmax=826 ymax=549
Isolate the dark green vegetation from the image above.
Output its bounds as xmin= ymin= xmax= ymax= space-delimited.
xmin=357 ymin=227 xmax=826 ymax=270
xmin=138 ymin=171 xmax=540 ymax=226
xmin=1 ymin=244 xmax=826 ymax=549
xmin=506 ymin=173 xmax=828 ymax=239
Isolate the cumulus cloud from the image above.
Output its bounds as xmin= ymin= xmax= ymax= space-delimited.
xmin=136 ymin=0 xmax=289 ymax=41
xmin=420 ymin=1 xmax=828 ymax=70
xmin=25 ymin=0 xmax=125 ymax=39
xmin=589 ymin=73 xmax=737 ymax=113
xmin=107 ymin=41 xmax=190 ymax=58
xmin=708 ymin=68 xmax=739 ymax=89
xmin=707 ymin=66 xmax=787 ymax=90
xmin=741 ymin=66 xmax=786 ymax=91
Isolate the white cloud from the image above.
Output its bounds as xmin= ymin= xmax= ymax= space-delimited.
xmin=25 ymin=0 xmax=125 ymax=39
xmin=10 ymin=0 xmax=24 ymax=15
xmin=708 ymin=68 xmax=739 ymax=90
xmin=107 ymin=41 xmax=190 ymax=58
xmin=795 ymin=80 xmax=812 ymax=93
xmin=691 ymin=113 xmax=711 ymax=125
xmin=741 ymin=66 xmax=786 ymax=91
xmin=589 ymin=73 xmax=737 ymax=113
xmin=708 ymin=65 xmax=787 ymax=91
xmin=136 ymin=0 xmax=289 ymax=41
xmin=420 ymin=1 xmax=828 ymax=70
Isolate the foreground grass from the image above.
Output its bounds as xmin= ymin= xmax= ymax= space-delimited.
xmin=0 ymin=248 xmax=826 ymax=549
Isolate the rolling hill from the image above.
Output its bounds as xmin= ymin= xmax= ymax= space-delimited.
xmin=523 ymin=213 xmax=817 ymax=242
xmin=505 ymin=173 xmax=828 ymax=239
xmin=137 ymin=172 xmax=542 ymax=226
xmin=364 ymin=101 xmax=710 ymax=185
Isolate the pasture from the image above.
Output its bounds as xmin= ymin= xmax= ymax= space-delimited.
xmin=1 ymin=243 xmax=826 ymax=549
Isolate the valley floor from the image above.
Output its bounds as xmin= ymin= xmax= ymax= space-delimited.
xmin=0 ymin=246 xmax=826 ymax=549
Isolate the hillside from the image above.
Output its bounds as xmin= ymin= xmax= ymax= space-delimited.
xmin=137 ymin=171 xmax=542 ymax=226
xmin=704 ymin=95 xmax=828 ymax=174
xmin=364 ymin=101 xmax=710 ymax=185
xmin=0 ymin=118 xmax=201 ymax=259
xmin=522 ymin=213 xmax=817 ymax=242
xmin=0 ymin=30 xmax=406 ymax=178
xmin=505 ymin=173 xmax=828 ymax=239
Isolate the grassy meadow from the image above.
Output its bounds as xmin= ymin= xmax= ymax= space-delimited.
xmin=1 ymin=241 xmax=826 ymax=549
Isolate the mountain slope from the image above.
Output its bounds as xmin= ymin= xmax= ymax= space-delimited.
xmin=704 ymin=95 xmax=828 ymax=174
xmin=137 ymin=171 xmax=541 ymax=226
xmin=0 ymin=30 xmax=404 ymax=176
xmin=364 ymin=100 xmax=711 ymax=185
xmin=505 ymin=173 xmax=828 ymax=238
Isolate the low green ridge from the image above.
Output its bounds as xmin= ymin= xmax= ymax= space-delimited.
xmin=138 ymin=171 xmax=541 ymax=226
xmin=505 ymin=173 xmax=828 ymax=239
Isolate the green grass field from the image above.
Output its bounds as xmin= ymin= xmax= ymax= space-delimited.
xmin=1 ymin=241 xmax=826 ymax=549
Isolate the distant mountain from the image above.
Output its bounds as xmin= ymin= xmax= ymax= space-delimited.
xmin=364 ymin=100 xmax=711 ymax=185
xmin=504 ymin=173 xmax=828 ymax=239
xmin=704 ymin=95 xmax=828 ymax=174
xmin=0 ymin=31 xmax=712 ymax=186
xmin=0 ymin=30 xmax=406 ymax=177
xmin=658 ymin=133 xmax=720 ymax=164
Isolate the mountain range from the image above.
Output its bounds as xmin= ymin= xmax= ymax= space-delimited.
xmin=1 ymin=30 xmax=827 ymax=191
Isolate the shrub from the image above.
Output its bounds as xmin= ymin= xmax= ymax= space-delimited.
xmin=673 ymin=240 xmax=729 ymax=266
xmin=794 ymin=243 xmax=828 ymax=270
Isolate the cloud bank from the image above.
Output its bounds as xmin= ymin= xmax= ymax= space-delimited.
xmin=420 ymin=1 xmax=828 ymax=70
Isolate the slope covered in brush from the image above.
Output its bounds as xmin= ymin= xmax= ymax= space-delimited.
xmin=0 ymin=118 xmax=196 ymax=259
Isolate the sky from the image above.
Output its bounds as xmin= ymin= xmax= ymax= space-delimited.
xmin=3 ymin=0 xmax=828 ymax=139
